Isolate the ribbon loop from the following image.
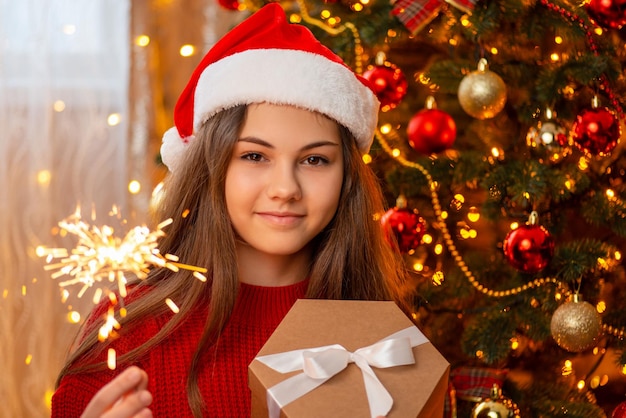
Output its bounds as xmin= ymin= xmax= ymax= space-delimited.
xmin=302 ymin=348 xmax=350 ymax=379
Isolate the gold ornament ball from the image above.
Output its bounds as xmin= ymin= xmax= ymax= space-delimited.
xmin=550 ymin=296 xmax=602 ymax=353
xmin=471 ymin=385 xmax=521 ymax=418
xmin=458 ymin=59 xmax=507 ymax=120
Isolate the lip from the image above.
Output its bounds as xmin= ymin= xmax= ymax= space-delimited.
xmin=256 ymin=211 xmax=305 ymax=227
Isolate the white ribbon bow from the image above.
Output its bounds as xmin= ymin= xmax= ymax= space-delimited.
xmin=255 ymin=326 xmax=428 ymax=418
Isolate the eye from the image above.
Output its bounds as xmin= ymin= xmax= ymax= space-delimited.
xmin=241 ymin=152 xmax=265 ymax=162
xmin=303 ymin=155 xmax=329 ymax=166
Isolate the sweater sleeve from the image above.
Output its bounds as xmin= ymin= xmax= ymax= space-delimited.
xmin=51 ymin=296 xmax=160 ymax=418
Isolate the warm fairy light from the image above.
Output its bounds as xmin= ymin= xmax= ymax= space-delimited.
xmin=387 ymin=29 xmax=398 ymax=38
xmin=564 ymin=179 xmax=573 ymax=190
xmin=440 ymin=211 xmax=448 ymax=220
xmin=460 ymin=15 xmax=471 ymax=26
xmin=107 ymin=113 xmax=121 ymax=126
xmin=555 ymin=36 xmax=563 ymax=44
xmin=321 ymin=9 xmax=331 ymax=18
xmin=107 ymin=348 xmax=116 ymax=370
xmin=422 ymin=234 xmax=433 ymax=244
xmin=510 ymin=337 xmax=519 ymax=350
xmin=510 ymin=222 xmax=520 ymax=230
xmin=590 ymin=375 xmax=600 ymax=389
xmin=413 ymin=262 xmax=424 ymax=271
xmin=467 ymin=207 xmax=480 ymax=222
xmin=380 ymin=124 xmax=392 ymax=134
xmin=37 ymin=170 xmax=51 ymax=187
xmin=128 ymin=180 xmax=141 ymax=194
xmin=490 ymin=47 xmax=498 ymax=55
xmin=352 ymin=3 xmax=364 ymax=11
xmin=606 ymin=189 xmax=615 ymax=199
xmin=135 ymin=35 xmax=150 ymax=47
xmin=475 ymin=350 xmax=484 ymax=359
xmin=165 ymin=298 xmax=180 ymax=313
xmin=622 ymin=365 xmax=626 ymax=375
xmin=615 ymin=251 xmax=622 ymax=261
xmin=594 ymin=27 xmax=603 ymax=35
xmin=62 ymin=24 xmax=76 ymax=35
xmin=449 ymin=38 xmax=458 ymax=46
xmin=362 ymin=154 xmax=372 ymax=164
xmin=360 ymin=0 xmax=370 ymax=5
xmin=53 ymin=100 xmax=65 ymax=112
xmin=179 ymin=44 xmax=196 ymax=57
xmin=38 ymin=207 xmax=208 ymax=299
xmin=491 ymin=147 xmax=501 ymax=158
xmin=597 ymin=301 xmax=606 ymax=313
xmin=577 ymin=380 xmax=586 ymax=390
xmin=550 ymin=53 xmax=560 ymax=62
xmin=555 ymin=292 xmax=563 ymax=301
xmin=578 ymin=157 xmax=589 ymax=171
xmin=25 ymin=354 xmax=33 ymax=365
xmin=289 ymin=13 xmax=302 ymax=23
xmin=432 ymin=271 xmax=444 ymax=285
xmin=561 ymin=360 xmax=573 ymax=376
xmin=67 ymin=311 xmax=81 ymax=323
xmin=392 ymin=148 xmax=401 ymax=157
xmin=434 ymin=243 xmax=443 ymax=254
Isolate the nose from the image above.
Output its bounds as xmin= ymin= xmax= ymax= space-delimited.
xmin=266 ymin=161 xmax=302 ymax=201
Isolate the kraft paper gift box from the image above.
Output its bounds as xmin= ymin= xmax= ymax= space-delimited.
xmin=248 ymin=299 xmax=450 ymax=418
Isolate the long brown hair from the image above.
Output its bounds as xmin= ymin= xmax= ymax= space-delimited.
xmin=56 ymin=104 xmax=412 ymax=417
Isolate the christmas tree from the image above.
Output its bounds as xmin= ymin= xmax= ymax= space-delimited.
xmin=221 ymin=0 xmax=626 ymax=416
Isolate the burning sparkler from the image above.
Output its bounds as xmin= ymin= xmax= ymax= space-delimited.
xmin=37 ymin=206 xmax=207 ymax=368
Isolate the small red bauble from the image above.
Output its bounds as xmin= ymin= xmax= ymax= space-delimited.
xmin=612 ymin=401 xmax=626 ymax=418
xmin=585 ymin=0 xmax=626 ymax=29
xmin=362 ymin=64 xmax=408 ymax=111
xmin=503 ymin=212 xmax=554 ymax=273
xmin=217 ymin=0 xmax=240 ymax=10
xmin=570 ymin=106 xmax=621 ymax=156
xmin=381 ymin=203 xmax=427 ymax=254
xmin=407 ymin=96 xmax=457 ymax=155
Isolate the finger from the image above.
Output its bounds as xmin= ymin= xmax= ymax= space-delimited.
xmin=82 ymin=366 xmax=145 ymax=417
xmin=100 ymin=390 xmax=152 ymax=418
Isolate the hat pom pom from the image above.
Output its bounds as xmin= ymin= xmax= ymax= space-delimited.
xmin=161 ymin=127 xmax=194 ymax=173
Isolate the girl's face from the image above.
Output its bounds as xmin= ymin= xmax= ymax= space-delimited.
xmin=225 ymin=103 xmax=344 ymax=258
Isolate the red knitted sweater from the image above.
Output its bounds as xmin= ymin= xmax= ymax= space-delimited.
xmin=51 ymin=280 xmax=308 ymax=417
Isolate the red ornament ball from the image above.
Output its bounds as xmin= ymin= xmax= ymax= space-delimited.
xmin=613 ymin=401 xmax=626 ymax=418
xmin=381 ymin=207 xmax=427 ymax=253
xmin=503 ymin=224 xmax=554 ymax=273
xmin=217 ymin=0 xmax=240 ymax=10
xmin=570 ymin=107 xmax=621 ymax=156
xmin=407 ymin=109 xmax=457 ymax=155
xmin=585 ymin=0 xmax=626 ymax=29
xmin=362 ymin=64 xmax=408 ymax=111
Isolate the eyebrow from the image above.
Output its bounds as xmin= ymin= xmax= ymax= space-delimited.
xmin=238 ymin=136 xmax=340 ymax=151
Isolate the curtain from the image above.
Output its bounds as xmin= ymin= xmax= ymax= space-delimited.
xmin=0 ymin=1 xmax=131 ymax=416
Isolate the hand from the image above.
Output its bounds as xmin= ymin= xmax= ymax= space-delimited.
xmin=81 ymin=366 xmax=153 ymax=418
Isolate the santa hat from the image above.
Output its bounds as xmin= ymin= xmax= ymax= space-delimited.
xmin=160 ymin=3 xmax=380 ymax=173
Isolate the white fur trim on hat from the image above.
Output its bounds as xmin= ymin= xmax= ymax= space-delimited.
xmin=160 ymin=48 xmax=380 ymax=173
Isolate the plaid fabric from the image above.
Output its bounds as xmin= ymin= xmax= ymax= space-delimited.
xmin=444 ymin=366 xmax=508 ymax=418
xmin=391 ymin=0 xmax=442 ymax=34
xmin=391 ymin=0 xmax=477 ymax=35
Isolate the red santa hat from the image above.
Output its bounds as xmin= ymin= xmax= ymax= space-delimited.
xmin=160 ymin=3 xmax=380 ymax=173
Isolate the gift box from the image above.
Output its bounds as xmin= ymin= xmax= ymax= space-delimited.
xmin=248 ymin=299 xmax=450 ymax=418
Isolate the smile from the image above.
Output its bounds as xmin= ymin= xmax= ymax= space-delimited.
xmin=256 ymin=211 xmax=305 ymax=227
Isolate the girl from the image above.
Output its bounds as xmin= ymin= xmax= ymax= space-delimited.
xmin=51 ymin=4 xmax=413 ymax=417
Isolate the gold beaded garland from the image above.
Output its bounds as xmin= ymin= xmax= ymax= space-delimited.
xmin=374 ymin=125 xmax=626 ymax=337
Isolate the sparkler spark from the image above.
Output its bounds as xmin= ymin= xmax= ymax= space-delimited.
xmin=37 ymin=207 xmax=207 ymax=298
xmin=38 ymin=207 xmax=208 ymax=368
